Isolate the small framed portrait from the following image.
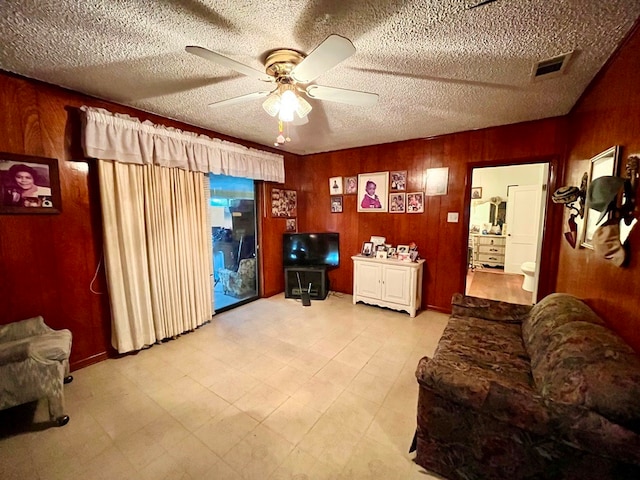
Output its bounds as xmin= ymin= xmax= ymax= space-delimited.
xmin=357 ymin=171 xmax=389 ymax=212
xmin=331 ymin=195 xmax=343 ymax=213
xmin=387 ymin=247 xmax=397 ymax=258
xmin=0 ymin=153 xmax=62 ymax=214
xmin=285 ymin=218 xmax=297 ymax=232
xmin=407 ymin=192 xmax=424 ymax=213
xmin=361 ymin=241 xmax=374 ymax=256
xmin=329 ymin=176 xmax=343 ymax=195
xmin=471 ymin=187 xmax=482 ymax=199
xmin=344 ymin=176 xmax=358 ymax=194
xmin=390 ymin=170 xmax=407 ymax=192
xmin=397 ymin=245 xmax=409 ymax=254
xmin=409 ymin=250 xmax=419 ymax=262
xmin=425 ymin=167 xmax=449 ymax=196
xmin=389 ymin=193 xmax=406 ymax=213
xmin=271 ymin=188 xmax=297 ymax=217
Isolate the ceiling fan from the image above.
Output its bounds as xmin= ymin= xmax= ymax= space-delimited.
xmin=185 ymin=34 xmax=378 ymax=128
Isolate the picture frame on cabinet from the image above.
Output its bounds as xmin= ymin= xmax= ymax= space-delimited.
xmin=376 ymin=250 xmax=387 ymax=259
xmin=0 ymin=152 xmax=62 ymax=214
xmin=361 ymin=241 xmax=374 ymax=256
xmin=397 ymin=244 xmax=409 ymax=254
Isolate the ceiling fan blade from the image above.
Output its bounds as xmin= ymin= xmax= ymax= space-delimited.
xmin=291 ymin=34 xmax=356 ymax=84
xmin=186 ymin=46 xmax=273 ymax=83
xmin=209 ymin=90 xmax=272 ymax=108
xmin=305 ymin=85 xmax=378 ymax=107
xmin=292 ymin=115 xmax=309 ymax=126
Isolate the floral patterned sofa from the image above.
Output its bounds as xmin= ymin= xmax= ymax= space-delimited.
xmin=414 ymin=293 xmax=640 ymax=480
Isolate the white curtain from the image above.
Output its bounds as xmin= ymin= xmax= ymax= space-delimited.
xmin=81 ymin=106 xmax=281 ymax=353
xmin=81 ymin=106 xmax=285 ymax=182
xmin=98 ymin=160 xmax=212 ymax=353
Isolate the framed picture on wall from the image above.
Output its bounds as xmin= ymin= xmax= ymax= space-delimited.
xmin=471 ymin=187 xmax=482 ymax=199
xmin=285 ymin=218 xmax=297 ymax=232
xmin=0 ymin=152 xmax=62 ymax=214
xmin=407 ymin=192 xmax=424 ymax=213
xmin=271 ymin=188 xmax=297 ymax=217
xmin=389 ymin=193 xmax=406 ymax=213
xmin=581 ymin=145 xmax=620 ymax=249
xmin=425 ymin=167 xmax=449 ymax=196
xmin=390 ymin=170 xmax=407 ymax=192
xmin=329 ymin=176 xmax=343 ymax=195
xmin=344 ymin=176 xmax=358 ymax=194
xmin=357 ymin=171 xmax=389 ymax=212
xmin=331 ymin=195 xmax=343 ymax=213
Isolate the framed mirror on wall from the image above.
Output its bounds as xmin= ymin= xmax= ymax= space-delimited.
xmin=581 ymin=145 xmax=620 ymax=249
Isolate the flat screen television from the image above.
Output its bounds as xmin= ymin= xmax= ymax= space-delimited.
xmin=283 ymin=232 xmax=339 ymax=268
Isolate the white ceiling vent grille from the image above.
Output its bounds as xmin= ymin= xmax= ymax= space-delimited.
xmin=532 ymin=51 xmax=574 ymax=80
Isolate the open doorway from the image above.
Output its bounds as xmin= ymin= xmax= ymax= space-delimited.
xmin=466 ymin=163 xmax=548 ymax=305
xmin=209 ymin=174 xmax=259 ymax=312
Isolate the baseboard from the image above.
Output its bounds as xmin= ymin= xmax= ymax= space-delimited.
xmin=70 ymin=351 xmax=109 ymax=371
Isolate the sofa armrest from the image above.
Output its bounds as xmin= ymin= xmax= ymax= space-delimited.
xmin=0 ymin=316 xmax=51 ymax=343
xmin=0 ymin=338 xmax=31 ymax=364
xmin=416 ymin=356 xmax=551 ymax=435
xmin=451 ymin=293 xmax=532 ymax=323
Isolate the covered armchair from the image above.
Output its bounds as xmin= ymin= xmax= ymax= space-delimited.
xmin=218 ymin=257 xmax=256 ymax=298
xmin=0 ymin=316 xmax=73 ymax=426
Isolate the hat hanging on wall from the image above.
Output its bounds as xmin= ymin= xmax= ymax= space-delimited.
xmin=552 ymin=173 xmax=587 ymax=248
xmin=592 ymin=219 xmax=627 ymax=267
xmin=587 ymin=176 xmax=626 ymax=225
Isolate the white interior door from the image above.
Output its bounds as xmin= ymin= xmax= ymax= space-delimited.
xmin=504 ymin=185 xmax=542 ymax=274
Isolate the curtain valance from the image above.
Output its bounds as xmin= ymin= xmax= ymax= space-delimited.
xmin=80 ymin=106 xmax=285 ymax=183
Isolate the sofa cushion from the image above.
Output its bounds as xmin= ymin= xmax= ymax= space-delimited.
xmin=532 ymin=320 xmax=640 ymax=432
xmin=522 ymin=293 xmax=605 ymax=364
xmin=451 ymin=293 xmax=532 ymax=323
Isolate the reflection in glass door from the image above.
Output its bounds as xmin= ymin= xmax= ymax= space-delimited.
xmin=209 ymin=174 xmax=258 ymax=312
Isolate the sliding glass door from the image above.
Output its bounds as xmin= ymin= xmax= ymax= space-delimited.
xmin=208 ymin=174 xmax=258 ymax=312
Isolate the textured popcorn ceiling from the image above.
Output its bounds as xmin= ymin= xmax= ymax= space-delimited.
xmin=1 ymin=1 xmax=639 ymax=155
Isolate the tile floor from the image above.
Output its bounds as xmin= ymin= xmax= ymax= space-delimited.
xmin=0 ymin=293 xmax=449 ymax=480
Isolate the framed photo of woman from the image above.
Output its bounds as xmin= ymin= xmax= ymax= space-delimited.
xmin=361 ymin=241 xmax=374 ymax=256
xmin=0 ymin=152 xmax=61 ymax=214
xmin=357 ymin=171 xmax=389 ymax=212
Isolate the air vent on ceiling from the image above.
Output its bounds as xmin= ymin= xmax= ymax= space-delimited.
xmin=532 ymin=50 xmax=574 ymax=80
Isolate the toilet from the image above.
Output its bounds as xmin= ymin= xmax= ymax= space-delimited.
xmin=521 ymin=262 xmax=536 ymax=292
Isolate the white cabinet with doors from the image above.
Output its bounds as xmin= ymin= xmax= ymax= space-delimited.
xmin=351 ymin=255 xmax=425 ymax=317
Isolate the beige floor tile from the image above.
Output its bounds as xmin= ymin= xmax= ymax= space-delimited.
xmin=0 ymin=294 xmax=448 ymax=480
xmin=313 ymin=359 xmax=360 ymax=387
xmin=262 ymin=397 xmax=322 ymax=444
xmin=224 ymin=424 xmax=294 ymax=479
xmin=193 ymin=404 xmax=259 ymax=456
xmin=291 ymin=376 xmax=344 ymax=413
xmin=234 ymin=381 xmax=289 ymax=421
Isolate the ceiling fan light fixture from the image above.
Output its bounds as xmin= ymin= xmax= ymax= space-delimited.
xmin=296 ymin=96 xmax=312 ymax=118
xmin=262 ymin=92 xmax=280 ymax=117
xmin=278 ymin=88 xmax=298 ymax=122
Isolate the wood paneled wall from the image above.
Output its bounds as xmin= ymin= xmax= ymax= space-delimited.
xmin=0 ymin=72 xmax=294 ymax=369
xmin=292 ymin=119 xmax=566 ymax=313
xmin=557 ymin=22 xmax=640 ymax=351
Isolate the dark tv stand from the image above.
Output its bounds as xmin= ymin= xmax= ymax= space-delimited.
xmin=284 ymin=266 xmax=329 ymax=300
